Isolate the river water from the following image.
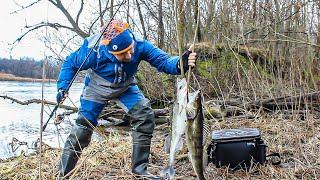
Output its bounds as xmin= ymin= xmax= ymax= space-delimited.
xmin=0 ymin=81 xmax=83 ymax=159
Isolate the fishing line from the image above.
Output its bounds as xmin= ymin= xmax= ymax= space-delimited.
xmin=191 ymin=72 xmax=201 ymax=91
xmin=44 ymin=107 xmax=50 ymax=116
xmin=56 ymin=125 xmax=63 ymax=148
xmin=64 ymin=0 xmax=127 ymax=92
xmin=67 ymin=96 xmax=78 ymax=108
xmin=42 ymin=0 xmax=127 ymax=131
xmin=42 ymin=5 xmax=129 ymax=175
xmin=186 ymin=1 xmax=200 ymax=103
xmin=187 ymin=2 xmax=200 ymax=87
xmin=51 ymin=3 xmax=130 ymax=167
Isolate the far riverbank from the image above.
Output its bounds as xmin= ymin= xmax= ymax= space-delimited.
xmin=0 ymin=73 xmax=57 ymax=83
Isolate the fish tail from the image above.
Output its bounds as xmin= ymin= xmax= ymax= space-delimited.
xmin=160 ymin=166 xmax=175 ymax=180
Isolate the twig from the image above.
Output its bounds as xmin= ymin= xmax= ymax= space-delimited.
xmin=176 ymin=153 xmax=189 ymax=161
xmin=67 ymin=150 xmax=98 ymax=179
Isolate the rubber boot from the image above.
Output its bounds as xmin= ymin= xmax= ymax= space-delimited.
xmin=132 ymin=134 xmax=161 ymax=180
xmin=129 ymin=99 xmax=161 ymax=180
xmin=58 ymin=120 xmax=93 ymax=177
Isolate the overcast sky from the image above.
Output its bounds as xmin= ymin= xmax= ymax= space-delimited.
xmin=0 ymin=0 xmax=62 ymax=60
xmin=0 ymin=0 xmax=145 ymax=60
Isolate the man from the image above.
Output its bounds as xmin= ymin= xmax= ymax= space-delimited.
xmin=56 ymin=19 xmax=197 ymax=179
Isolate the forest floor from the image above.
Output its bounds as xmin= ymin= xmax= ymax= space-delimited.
xmin=0 ymin=113 xmax=319 ymax=179
xmin=0 ymin=72 xmax=56 ymax=82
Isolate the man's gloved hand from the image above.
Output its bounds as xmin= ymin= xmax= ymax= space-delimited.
xmin=181 ymin=50 xmax=191 ymax=72
xmin=56 ymin=89 xmax=68 ymax=104
xmin=179 ymin=46 xmax=198 ymax=73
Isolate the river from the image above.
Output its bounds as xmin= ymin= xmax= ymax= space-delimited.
xmin=0 ymin=81 xmax=83 ymax=159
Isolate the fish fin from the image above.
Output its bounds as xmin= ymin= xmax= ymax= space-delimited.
xmin=203 ymin=150 xmax=209 ymax=167
xmin=174 ymin=138 xmax=184 ymax=152
xmin=187 ymin=90 xmax=200 ymax=104
xmin=164 ymin=134 xmax=171 ymax=154
xmin=164 ymin=134 xmax=184 ymax=153
xmin=160 ymin=166 xmax=175 ymax=180
xmin=187 ymin=151 xmax=194 ymax=164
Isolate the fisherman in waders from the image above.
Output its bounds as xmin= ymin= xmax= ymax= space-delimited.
xmin=56 ymin=19 xmax=197 ymax=179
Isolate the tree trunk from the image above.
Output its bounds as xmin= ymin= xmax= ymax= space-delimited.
xmin=204 ymin=0 xmax=214 ymax=37
xmin=110 ymin=0 xmax=114 ymax=18
xmin=194 ymin=0 xmax=201 ymax=42
xmin=126 ymin=0 xmax=130 ymax=23
xmin=158 ymin=0 xmax=165 ymax=48
xmin=99 ymin=0 xmax=104 ymax=26
xmin=177 ymin=0 xmax=186 ymax=51
xmin=252 ymin=0 xmax=257 ymax=19
xmin=316 ymin=2 xmax=320 ymax=60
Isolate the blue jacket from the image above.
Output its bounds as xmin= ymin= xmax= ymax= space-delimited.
xmin=57 ymin=33 xmax=180 ymax=91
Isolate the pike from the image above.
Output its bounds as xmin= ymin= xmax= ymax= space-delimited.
xmin=161 ymin=77 xmax=188 ymax=180
xmin=185 ymin=90 xmax=206 ymax=180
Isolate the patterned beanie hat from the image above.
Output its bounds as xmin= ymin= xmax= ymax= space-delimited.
xmin=101 ymin=19 xmax=134 ymax=55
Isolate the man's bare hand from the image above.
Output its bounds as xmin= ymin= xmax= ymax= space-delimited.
xmin=187 ymin=46 xmax=197 ymax=67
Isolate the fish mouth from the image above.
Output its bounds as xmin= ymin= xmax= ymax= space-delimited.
xmin=187 ymin=109 xmax=198 ymax=120
xmin=160 ymin=166 xmax=175 ymax=180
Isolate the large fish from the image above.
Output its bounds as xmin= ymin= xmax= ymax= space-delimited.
xmin=161 ymin=77 xmax=188 ymax=180
xmin=185 ymin=90 xmax=207 ymax=180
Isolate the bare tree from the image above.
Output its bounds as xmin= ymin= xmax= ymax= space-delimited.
xmin=158 ymin=0 xmax=165 ymax=48
xmin=10 ymin=0 xmax=320 ymax=95
xmin=194 ymin=0 xmax=201 ymax=42
xmin=135 ymin=0 xmax=147 ymax=39
xmin=177 ymin=0 xmax=186 ymax=51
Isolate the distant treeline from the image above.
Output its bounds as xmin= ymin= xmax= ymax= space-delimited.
xmin=0 ymin=57 xmax=60 ymax=79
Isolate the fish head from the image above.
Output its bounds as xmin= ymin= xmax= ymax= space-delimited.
xmin=176 ymin=78 xmax=188 ymax=104
xmin=186 ymin=90 xmax=201 ymax=119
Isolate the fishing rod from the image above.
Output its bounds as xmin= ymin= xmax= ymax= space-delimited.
xmin=42 ymin=0 xmax=127 ymax=131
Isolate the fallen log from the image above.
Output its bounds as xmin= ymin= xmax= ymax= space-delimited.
xmin=207 ymin=92 xmax=320 ymax=114
xmin=0 ymin=94 xmax=226 ymax=123
xmin=248 ymin=91 xmax=320 ymax=111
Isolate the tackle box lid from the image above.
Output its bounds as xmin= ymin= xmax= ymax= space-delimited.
xmin=211 ymin=128 xmax=261 ymax=142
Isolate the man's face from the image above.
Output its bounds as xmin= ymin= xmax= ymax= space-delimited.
xmin=113 ymin=47 xmax=134 ymax=63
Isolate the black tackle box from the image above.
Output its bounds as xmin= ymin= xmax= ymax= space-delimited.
xmin=207 ymin=128 xmax=267 ymax=170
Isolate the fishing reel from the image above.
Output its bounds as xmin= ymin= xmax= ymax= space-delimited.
xmin=54 ymin=113 xmax=65 ymax=125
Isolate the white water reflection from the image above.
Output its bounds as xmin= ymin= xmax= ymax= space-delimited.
xmin=0 ymin=81 xmax=83 ymax=159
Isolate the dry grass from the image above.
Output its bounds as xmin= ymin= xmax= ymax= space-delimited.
xmin=0 ymin=114 xmax=319 ymax=179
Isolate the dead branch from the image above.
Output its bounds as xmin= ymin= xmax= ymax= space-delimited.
xmin=12 ymin=0 xmax=90 ymax=46
xmin=14 ymin=22 xmax=74 ymax=45
xmin=11 ymin=0 xmax=42 ymax=14
xmin=0 ymin=95 xmax=170 ymax=124
xmin=100 ymin=107 xmax=170 ymax=119
xmin=48 ymin=0 xmax=88 ymax=38
xmin=0 ymin=95 xmax=77 ymax=111
xmin=76 ymin=0 xmax=84 ymax=25
xmin=7 ymin=91 xmax=318 ymax=121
